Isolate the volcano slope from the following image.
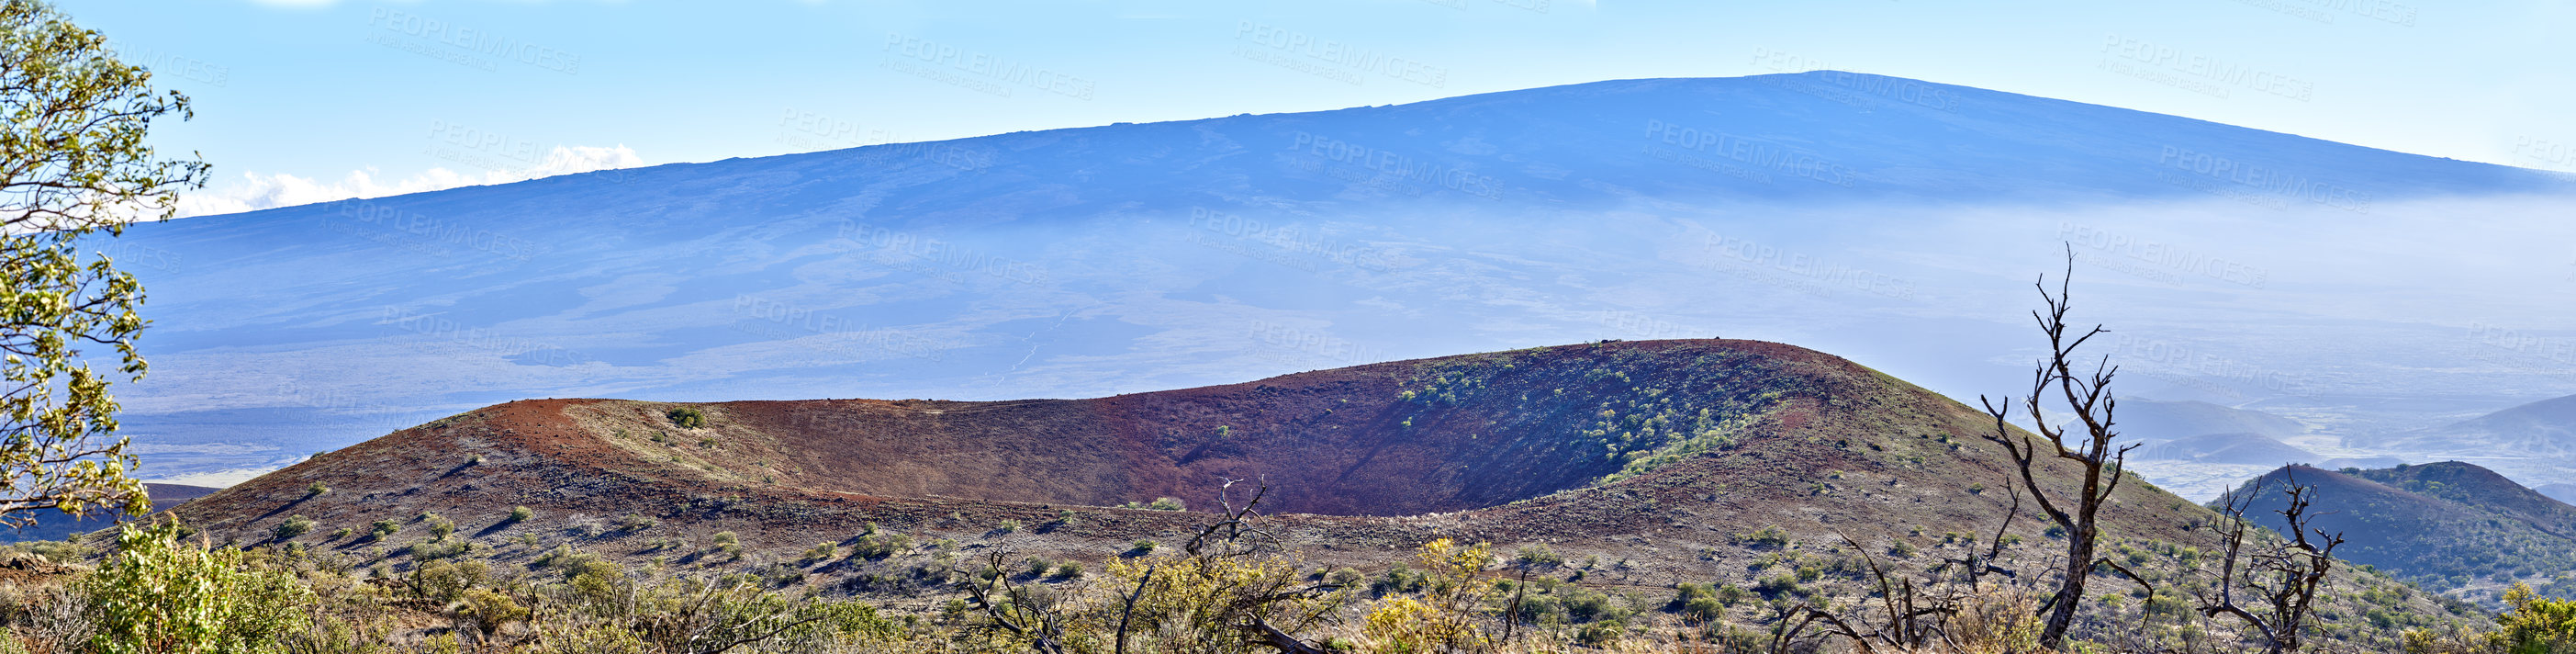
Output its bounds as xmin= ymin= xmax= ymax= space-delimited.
xmin=2222 ymin=462 xmax=2576 ymax=605
xmin=168 ymin=339 xmax=2461 ymax=647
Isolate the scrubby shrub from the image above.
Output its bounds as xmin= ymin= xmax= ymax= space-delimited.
xmin=995 ymin=519 xmax=1022 ymax=534
xmin=666 ymin=406 xmax=706 ymax=429
xmin=408 ymin=539 xmax=472 ymax=560
xmin=615 ymin=513 xmax=658 ymax=534
xmin=709 ymin=531 xmax=744 ymax=561
xmin=850 ymin=532 xmax=912 ymax=560
xmin=1575 ymin=620 xmax=1628 ymax=647
xmin=534 ymin=545 xmax=621 ymax=582
xmin=81 ymin=522 xmax=312 ymax=654
xmin=272 ymin=515 xmax=313 ymax=541
xmin=368 ymin=519 xmax=401 ymax=541
xmin=1754 ymin=574 xmax=1805 ymax=599
xmin=508 ymin=505 xmax=533 ymax=524
xmin=408 ymin=559 xmax=490 ymax=603
xmin=459 ymin=587 xmax=528 ymax=637
xmin=801 ymin=542 xmax=837 ymax=564
xmin=1120 ymin=497 xmax=1186 ymax=511
xmin=304 ymin=481 xmax=329 ymax=498
xmin=424 ymin=513 xmax=454 ymax=540
xmin=1051 ymin=562 xmax=1082 ymax=580
xmin=1735 ymin=525 xmax=1793 ymax=548
xmin=1672 ymin=582 xmax=1725 ymax=622
xmin=1129 ymin=539 xmax=1158 ymax=556
xmin=1562 ymin=586 xmax=1621 ymax=622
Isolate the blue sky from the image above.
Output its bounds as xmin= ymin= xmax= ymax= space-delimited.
xmin=59 ymin=0 xmax=2576 ymax=216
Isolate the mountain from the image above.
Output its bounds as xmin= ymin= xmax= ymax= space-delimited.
xmin=2134 ymin=432 xmax=2316 ymax=467
xmin=158 ymin=339 xmax=2460 ymax=647
xmin=2115 ymin=399 xmax=2306 ymax=443
xmin=2221 ymin=461 xmax=2576 ymax=603
xmin=2356 ymin=394 xmax=2576 ymax=457
xmin=96 ymin=72 xmax=2576 ymax=485
xmin=3 ymin=483 xmax=222 ymax=543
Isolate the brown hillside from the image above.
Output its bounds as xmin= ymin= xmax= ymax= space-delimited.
xmin=175 ymin=339 xmax=2210 ymax=544
xmin=160 ymin=339 xmax=2458 ymax=646
xmin=2224 ymin=462 xmax=2576 ymax=604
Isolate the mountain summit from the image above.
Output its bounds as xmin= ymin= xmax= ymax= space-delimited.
xmin=106 ymin=73 xmax=2576 ymax=479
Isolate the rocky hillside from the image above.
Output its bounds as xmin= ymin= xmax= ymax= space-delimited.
xmin=2222 ymin=461 xmax=2576 ymax=604
xmin=162 ymin=339 xmax=2465 ymax=647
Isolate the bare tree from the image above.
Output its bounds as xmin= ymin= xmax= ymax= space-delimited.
xmin=1823 ymin=531 xmax=1964 ymax=652
xmin=2201 ymin=469 xmax=2346 ymax=654
xmin=1933 ymin=484 xmax=2023 ymax=592
xmin=1501 ymin=544 xmax=1564 ymax=643
xmin=957 ymin=549 xmax=1072 ymax=654
xmin=1977 ymin=247 xmax=2141 ymax=648
xmin=1106 ymin=479 xmax=1344 ymax=654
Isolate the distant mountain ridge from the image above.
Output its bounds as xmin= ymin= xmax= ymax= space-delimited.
xmin=94 ymin=72 xmax=2576 ymax=482
xmin=3 ymin=483 xmax=221 ymax=543
xmin=2134 ymin=432 xmax=2315 ymax=467
xmin=2117 ymin=398 xmax=2306 ymax=442
xmin=2355 ymin=394 xmax=2576 ymax=457
xmin=2223 ymin=461 xmax=2576 ymax=603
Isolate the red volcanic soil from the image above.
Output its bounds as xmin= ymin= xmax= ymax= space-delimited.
xmin=147 ymin=338 xmax=2471 ymax=648
xmin=167 ymin=339 xmax=2226 ymax=592
xmin=689 ymin=339 xmax=1852 ymax=517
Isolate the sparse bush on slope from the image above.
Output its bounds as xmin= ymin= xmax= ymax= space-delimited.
xmin=81 ymin=521 xmax=311 ymax=654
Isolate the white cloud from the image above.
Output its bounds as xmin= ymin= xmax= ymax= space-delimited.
xmin=178 ymin=144 xmax=642 ymax=218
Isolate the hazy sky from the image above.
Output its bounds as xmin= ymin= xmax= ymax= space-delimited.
xmin=57 ymin=0 xmax=2576 ymax=216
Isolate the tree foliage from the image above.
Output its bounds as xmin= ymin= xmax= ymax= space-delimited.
xmin=0 ymin=0 xmax=207 ymax=526
xmin=80 ymin=519 xmax=312 ymax=654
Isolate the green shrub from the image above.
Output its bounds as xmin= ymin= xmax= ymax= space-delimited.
xmin=459 ymin=587 xmax=528 ymax=637
xmin=850 ymin=533 xmax=912 ymax=560
xmin=708 ymin=531 xmax=744 ymax=561
xmin=1735 ymin=525 xmax=1793 ymax=548
xmin=81 ymin=521 xmax=312 ymax=654
xmin=509 ymin=505 xmax=533 ymax=524
xmin=408 ymin=539 xmax=472 ymax=560
xmin=1672 ymin=582 xmax=1725 ymax=622
xmin=424 ymin=513 xmax=455 ymax=540
xmin=304 ymin=481 xmax=329 ymax=498
xmin=368 ymin=519 xmax=400 ymax=540
xmin=407 ymin=559 xmax=489 ymax=603
xmin=615 ymin=513 xmax=658 ymax=533
xmin=1119 ymin=497 xmax=1186 ymax=511
xmin=666 ymin=406 xmax=706 ymax=429
xmin=1129 ymin=539 xmax=1158 ymax=555
xmin=801 ymin=542 xmax=837 ymax=564
xmin=995 ymin=519 xmax=1022 ymax=534
xmin=533 ymin=545 xmax=620 ymax=581
xmin=1575 ymin=620 xmax=1627 ymax=647
xmin=272 ymin=515 xmax=313 ymax=541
